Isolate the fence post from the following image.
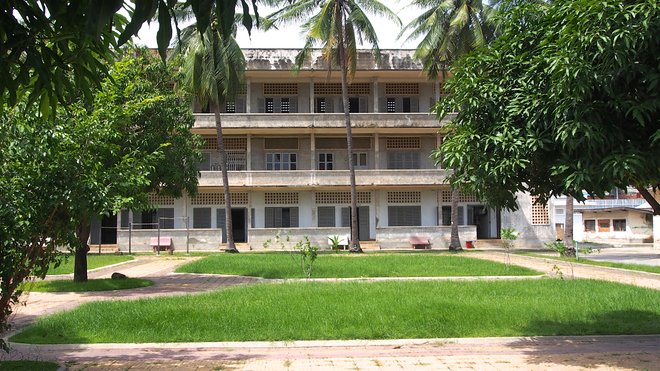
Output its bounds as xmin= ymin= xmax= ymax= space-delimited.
xmin=157 ymin=220 xmax=161 ymax=256
xmin=128 ymin=220 xmax=132 ymax=255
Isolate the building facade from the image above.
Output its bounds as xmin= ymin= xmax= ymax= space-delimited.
xmin=89 ymin=49 xmax=557 ymax=252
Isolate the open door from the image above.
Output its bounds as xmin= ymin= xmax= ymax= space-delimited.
xmin=217 ymin=208 xmax=248 ymax=243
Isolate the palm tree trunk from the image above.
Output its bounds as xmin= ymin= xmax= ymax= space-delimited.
xmin=449 ymin=187 xmax=462 ymax=250
xmin=213 ymin=101 xmax=237 ymax=253
xmin=339 ymin=17 xmax=362 ymax=253
xmin=74 ymin=220 xmax=90 ymax=282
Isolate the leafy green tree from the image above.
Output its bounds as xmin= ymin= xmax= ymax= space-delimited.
xmin=1 ymin=0 xmax=259 ymax=115
xmin=0 ymin=107 xmax=79 ymax=349
xmin=435 ymin=0 xmax=660 ymax=215
xmin=175 ymin=11 xmax=246 ymax=253
xmin=401 ymin=0 xmax=497 ymax=250
xmin=71 ymin=49 xmax=202 ymax=281
xmin=268 ymin=0 xmax=399 ymax=252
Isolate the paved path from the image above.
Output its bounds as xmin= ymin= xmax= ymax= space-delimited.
xmin=472 ymin=251 xmax=660 ymax=290
xmin=3 ymin=252 xmax=660 ymax=370
xmin=582 ymin=246 xmax=660 ymax=266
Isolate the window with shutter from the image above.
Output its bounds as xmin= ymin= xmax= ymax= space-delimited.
xmin=216 ymin=209 xmax=227 ymax=242
xmin=193 ymin=208 xmax=212 ymax=228
xmin=388 ymin=206 xmax=422 ymax=226
xmin=387 ymin=151 xmax=420 ymax=169
xmin=265 ymin=207 xmax=299 ymax=228
xmin=458 ymin=206 xmax=465 ymax=226
xmin=318 ymin=207 xmax=336 ymax=227
xmin=90 ymin=217 xmax=101 ymax=244
xmin=441 ymin=206 xmax=451 ymax=226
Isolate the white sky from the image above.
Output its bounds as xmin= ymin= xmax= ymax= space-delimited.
xmin=134 ymin=0 xmax=422 ymax=50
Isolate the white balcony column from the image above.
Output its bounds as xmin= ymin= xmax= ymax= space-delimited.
xmin=246 ymin=78 xmax=252 ymax=113
xmin=310 ymin=132 xmax=316 ymax=170
xmin=309 ymin=80 xmax=315 ymax=113
xmin=435 ymin=81 xmax=441 ymax=102
xmin=373 ymin=79 xmax=379 ymax=113
xmin=246 ymin=134 xmax=252 ymax=171
xmin=374 ymin=133 xmax=380 ymax=169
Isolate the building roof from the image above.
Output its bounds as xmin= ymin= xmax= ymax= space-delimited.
xmin=577 ymin=207 xmax=652 ymax=215
xmin=243 ymin=49 xmax=423 ymax=71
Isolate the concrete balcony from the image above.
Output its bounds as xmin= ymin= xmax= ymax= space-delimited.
xmin=198 ymin=169 xmax=451 ymax=188
xmin=193 ymin=112 xmax=455 ymax=131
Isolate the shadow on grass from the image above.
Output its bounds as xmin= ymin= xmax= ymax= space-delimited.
xmin=512 ymin=310 xmax=660 ymax=370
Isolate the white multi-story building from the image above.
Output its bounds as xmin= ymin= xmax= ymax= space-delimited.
xmin=90 ymin=49 xmax=557 ymax=252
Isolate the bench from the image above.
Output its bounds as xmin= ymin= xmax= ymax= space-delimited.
xmin=409 ymin=236 xmax=431 ymax=249
xmin=328 ymin=235 xmax=350 ymax=250
xmin=150 ymin=237 xmax=174 ymax=254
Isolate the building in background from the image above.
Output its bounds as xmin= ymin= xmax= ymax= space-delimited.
xmin=92 ymin=49 xmax=559 ymax=252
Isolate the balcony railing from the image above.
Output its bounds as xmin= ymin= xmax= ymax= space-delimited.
xmin=198 ymin=168 xmax=451 ymax=188
xmin=193 ymin=112 xmax=455 ymax=130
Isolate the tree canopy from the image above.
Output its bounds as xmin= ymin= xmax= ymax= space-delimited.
xmin=435 ymin=0 xmax=660 ymax=213
xmin=0 ymin=49 xmax=202 ymax=338
xmin=1 ymin=0 xmax=259 ymax=116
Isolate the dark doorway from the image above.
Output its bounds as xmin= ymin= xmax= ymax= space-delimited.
xmin=232 ymin=208 xmax=247 ymax=242
xmin=90 ymin=213 xmax=117 ymax=245
xmin=342 ymin=206 xmax=371 ymax=241
xmin=217 ymin=208 xmax=248 ymax=243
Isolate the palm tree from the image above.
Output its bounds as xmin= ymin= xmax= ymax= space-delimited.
xmin=175 ymin=15 xmax=246 ymax=253
xmin=399 ymin=0 xmax=497 ymax=79
xmin=268 ymin=0 xmax=399 ymax=252
xmin=402 ymin=0 xmax=496 ymax=250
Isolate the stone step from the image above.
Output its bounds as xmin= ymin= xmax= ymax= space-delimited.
xmin=475 ymin=239 xmax=503 ymax=249
xmin=360 ymin=241 xmax=381 ymax=250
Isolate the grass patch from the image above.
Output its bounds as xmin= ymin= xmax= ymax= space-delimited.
xmin=47 ymin=254 xmax=134 ymax=275
xmin=0 ymin=360 xmax=59 ymax=371
xmin=20 ymin=278 xmax=154 ymax=292
xmin=11 ymin=279 xmax=660 ymax=344
xmin=519 ymin=252 xmax=660 ymax=275
xmin=176 ymin=252 xmax=539 ymax=278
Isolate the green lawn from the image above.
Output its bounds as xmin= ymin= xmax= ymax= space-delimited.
xmin=47 ymin=254 xmax=134 ymax=275
xmin=0 ymin=361 xmax=59 ymax=371
xmin=11 ymin=279 xmax=660 ymax=344
xmin=176 ymin=252 xmax=540 ymax=278
xmin=519 ymin=252 xmax=660 ymax=275
xmin=20 ymin=278 xmax=154 ymax=292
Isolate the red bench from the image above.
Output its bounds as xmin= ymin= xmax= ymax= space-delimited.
xmin=409 ymin=236 xmax=431 ymax=249
xmin=150 ymin=237 xmax=173 ymax=254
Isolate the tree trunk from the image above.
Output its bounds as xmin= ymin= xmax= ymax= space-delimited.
xmin=212 ymin=32 xmax=237 ymax=253
xmin=636 ymin=185 xmax=660 ymax=215
xmin=74 ymin=220 xmax=90 ymax=282
xmin=339 ymin=17 xmax=361 ymax=253
xmin=449 ymin=187 xmax=462 ymax=250
xmin=564 ymin=194 xmax=574 ymax=247
xmin=214 ymin=102 xmax=237 ymax=253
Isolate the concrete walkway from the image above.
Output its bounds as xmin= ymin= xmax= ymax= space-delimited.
xmin=3 ymin=252 xmax=660 ymax=370
xmin=472 ymin=251 xmax=660 ymax=290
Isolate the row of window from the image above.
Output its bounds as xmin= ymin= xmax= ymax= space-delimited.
xmin=202 ymin=151 xmax=421 ymax=171
xmin=584 ymin=219 xmax=626 ymax=232
xmin=204 ymin=96 xmax=425 ymax=114
xmin=123 ymin=205 xmax=485 ymax=230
